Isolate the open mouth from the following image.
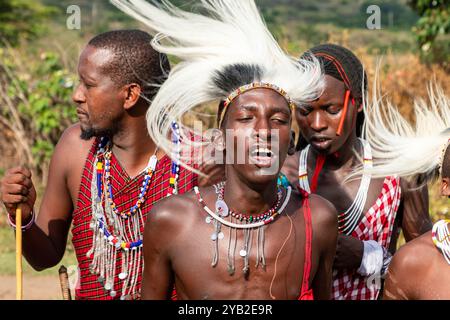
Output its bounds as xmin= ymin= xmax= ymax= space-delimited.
xmin=249 ymin=146 xmax=276 ymax=168
xmin=310 ymin=136 xmax=332 ymax=150
xmin=250 ymin=147 xmax=273 ymax=158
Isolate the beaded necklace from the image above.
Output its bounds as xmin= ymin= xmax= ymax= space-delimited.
xmin=87 ymin=122 xmax=181 ymax=299
xmin=167 ymin=121 xmax=181 ymax=196
xmin=218 ymin=184 xmax=283 ymax=223
xmin=194 ymin=183 xmax=291 ymax=276
xmin=432 ymin=220 xmax=450 ymax=265
xmin=299 ymin=138 xmax=372 ymax=235
xmin=104 ymin=150 xmax=158 ymax=219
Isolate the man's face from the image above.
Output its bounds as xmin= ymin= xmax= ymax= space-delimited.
xmin=296 ymin=75 xmax=361 ymax=155
xmin=441 ymin=177 xmax=450 ymax=198
xmin=72 ymin=45 xmax=125 ymax=139
xmin=222 ymin=88 xmax=294 ymax=185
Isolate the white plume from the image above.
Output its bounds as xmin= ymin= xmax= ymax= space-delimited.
xmin=361 ymin=83 xmax=450 ymax=182
xmin=110 ymin=0 xmax=324 ymax=169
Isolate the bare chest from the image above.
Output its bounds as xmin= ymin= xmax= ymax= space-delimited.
xmin=170 ymin=214 xmax=313 ymax=300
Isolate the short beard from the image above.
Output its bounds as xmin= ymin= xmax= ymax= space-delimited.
xmin=80 ymin=125 xmax=119 ymax=141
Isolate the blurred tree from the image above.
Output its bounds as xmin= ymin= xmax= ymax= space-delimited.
xmin=0 ymin=0 xmax=57 ymax=46
xmin=0 ymin=46 xmax=77 ymax=181
xmin=408 ymin=0 xmax=450 ymax=68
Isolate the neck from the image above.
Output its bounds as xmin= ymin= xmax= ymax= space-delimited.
xmin=311 ymin=131 xmax=360 ymax=171
xmin=223 ymin=169 xmax=279 ymax=216
xmin=110 ymin=111 xmax=159 ymax=176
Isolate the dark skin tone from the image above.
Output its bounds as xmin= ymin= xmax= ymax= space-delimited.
xmin=384 ymin=176 xmax=450 ymax=299
xmin=0 ymin=45 xmax=161 ymax=270
xmin=282 ymin=75 xmax=432 ymax=270
xmin=383 ymin=230 xmax=450 ymax=299
xmin=141 ymin=88 xmax=338 ymax=299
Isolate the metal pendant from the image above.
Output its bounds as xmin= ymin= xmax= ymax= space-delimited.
xmin=215 ymin=199 xmax=229 ymax=217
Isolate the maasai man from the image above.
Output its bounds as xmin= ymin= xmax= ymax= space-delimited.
xmin=353 ymin=87 xmax=449 ymax=299
xmin=0 ymin=30 xmax=197 ymax=300
xmin=111 ymin=0 xmax=338 ymax=299
xmin=281 ymin=44 xmax=432 ymax=300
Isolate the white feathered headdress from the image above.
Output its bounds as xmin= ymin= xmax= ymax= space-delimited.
xmin=362 ymin=84 xmax=450 ymax=183
xmin=110 ymin=0 xmax=323 ymax=167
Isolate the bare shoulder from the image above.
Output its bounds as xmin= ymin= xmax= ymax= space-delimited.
xmin=52 ymin=123 xmax=94 ymax=168
xmin=307 ymin=193 xmax=338 ymax=254
xmin=57 ymin=123 xmax=93 ymax=152
xmin=308 ymin=193 xmax=338 ymax=230
xmin=384 ymin=231 xmax=434 ymax=299
xmin=144 ymin=190 xmax=202 ymax=239
xmin=389 ymin=231 xmax=434 ymax=273
xmin=49 ymin=124 xmax=95 ymax=193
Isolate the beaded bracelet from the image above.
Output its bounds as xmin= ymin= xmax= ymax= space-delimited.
xmin=7 ymin=209 xmax=36 ymax=231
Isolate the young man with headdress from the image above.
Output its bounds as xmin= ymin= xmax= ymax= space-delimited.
xmin=356 ymin=87 xmax=449 ymax=299
xmin=111 ymin=0 xmax=338 ymax=299
xmin=0 ymin=30 xmax=197 ymax=300
xmin=281 ymin=44 xmax=432 ymax=300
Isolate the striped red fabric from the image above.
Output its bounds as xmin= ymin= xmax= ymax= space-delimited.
xmin=72 ymin=138 xmax=197 ymax=300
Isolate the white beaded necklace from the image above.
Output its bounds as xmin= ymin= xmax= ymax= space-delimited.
xmin=298 ymin=138 xmax=372 ymax=235
xmin=432 ymin=220 xmax=450 ymax=265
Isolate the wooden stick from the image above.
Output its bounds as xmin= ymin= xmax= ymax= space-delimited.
xmin=16 ymin=206 xmax=22 ymax=300
xmin=58 ymin=266 xmax=72 ymax=300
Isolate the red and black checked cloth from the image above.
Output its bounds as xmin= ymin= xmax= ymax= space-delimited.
xmin=71 ymin=138 xmax=197 ymax=300
xmin=331 ymin=176 xmax=401 ymax=300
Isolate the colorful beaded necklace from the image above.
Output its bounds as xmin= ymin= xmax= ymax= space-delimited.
xmin=167 ymin=121 xmax=181 ymax=196
xmin=104 ymin=149 xmax=158 ymax=219
xmin=194 ymin=183 xmax=291 ymax=275
xmin=87 ymin=122 xmax=181 ymax=299
xmin=217 ymin=183 xmax=283 ymax=223
xmin=432 ymin=219 xmax=450 ymax=265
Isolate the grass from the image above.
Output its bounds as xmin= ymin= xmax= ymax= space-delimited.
xmin=0 ymin=225 xmax=77 ymax=276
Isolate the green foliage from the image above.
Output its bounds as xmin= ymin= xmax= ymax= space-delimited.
xmin=0 ymin=226 xmax=77 ymax=276
xmin=0 ymin=0 xmax=58 ymax=46
xmin=0 ymin=47 xmax=77 ymax=170
xmin=256 ymin=0 xmax=418 ymax=30
xmin=408 ymin=0 xmax=450 ymax=68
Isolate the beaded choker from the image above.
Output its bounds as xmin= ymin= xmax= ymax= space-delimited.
xmin=87 ymin=122 xmax=181 ymax=299
xmin=194 ymin=182 xmax=291 ymax=276
xmin=432 ymin=220 xmax=450 ymax=265
xmin=218 ymin=183 xmax=283 ymax=223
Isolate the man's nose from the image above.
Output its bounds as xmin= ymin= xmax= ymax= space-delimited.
xmin=72 ymin=83 xmax=86 ymax=104
xmin=309 ymin=111 xmax=327 ymax=132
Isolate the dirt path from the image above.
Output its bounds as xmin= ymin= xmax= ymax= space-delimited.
xmin=0 ymin=275 xmax=66 ymax=300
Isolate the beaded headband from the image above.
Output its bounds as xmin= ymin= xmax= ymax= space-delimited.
xmin=438 ymin=136 xmax=450 ymax=177
xmin=218 ymin=82 xmax=296 ymax=128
